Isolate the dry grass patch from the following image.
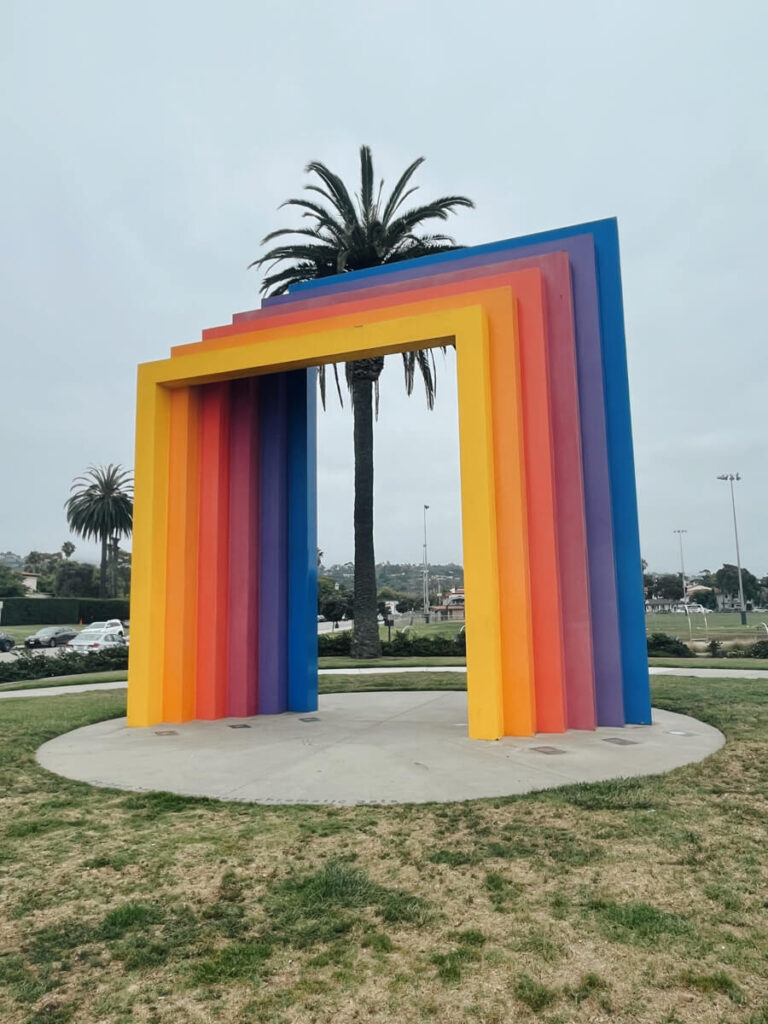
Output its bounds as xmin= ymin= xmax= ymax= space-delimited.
xmin=0 ymin=677 xmax=767 ymax=1022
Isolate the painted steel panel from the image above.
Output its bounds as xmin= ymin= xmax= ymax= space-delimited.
xmin=227 ymin=377 xmax=260 ymax=717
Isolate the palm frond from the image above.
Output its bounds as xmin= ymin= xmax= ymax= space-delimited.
xmin=316 ymin=364 xmax=346 ymax=409
xmin=386 ymin=196 xmax=475 ymax=243
xmin=358 ymin=145 xmax=374 ymax=224
xmin=257 ymin=225 xmax=336 ymax=247
xmin=278 ymin=198 xmax=347 ymax=238
xmin=383 ymin=241 xmax=462 ymax=265
xmin=258 ymin=261 xmax=325 ymax=296
xmin=252 ymin=242 xmax=341 ymax=268
xmin=304 ymin=161 xmax=359 ymax=227
xmin=401 ymin=350 xmax=437 ymax=409
xmin=381 ymin=156 xmax=425 ymax=225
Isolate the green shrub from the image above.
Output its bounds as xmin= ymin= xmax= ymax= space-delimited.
xmin=317 ymin=630 xmax=353 ymax=656
xmin=77 ymin=599 xmax=130 ymax=624
xmin=646 ymin=632 xmax=693 ymax=658
xmin=317 ymin=628 xmax=466 ymax=658
xmin=0 ymin=598 xmax=79 ymax=626
xmin=707 ymin=639 xmax=723 ymax=658
xmin=747 ymin=639 xmax=768 ymax=659
xmin=0 ymin=646 xmax=128 ymax=684
xmin=380 ymin=631 xmax=464 ymax=657
xmin=0 ymin=597 xmax=129 ymax=627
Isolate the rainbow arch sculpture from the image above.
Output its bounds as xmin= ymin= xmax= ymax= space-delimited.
xmin=128 ymin=217 xmax=650 ymax=739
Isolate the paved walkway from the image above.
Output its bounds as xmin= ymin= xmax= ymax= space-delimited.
xmin=649 ymin=666 xmax=768 ymax=679
xmin=37 ymin=692 xmax=724 ymax=805
xmin=2 ymin=664 xmax=767 ymax=703
xmin=0 ymin=681 xmax=129 ymax=700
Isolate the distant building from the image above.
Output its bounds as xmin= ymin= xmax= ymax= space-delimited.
xmin=21 ymin=573 xmax=39 ymax=594
xmin=432 ymin=587 xmax=465 ymax=621
xmin=0 ymin=552 xmax=23 ymax=570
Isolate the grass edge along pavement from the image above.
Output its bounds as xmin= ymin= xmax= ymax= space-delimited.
xmin=0 ymin=671 xmax=128 ymax=693
xmin=1 ymin=673 xmax=768 ymax=1023
xmin=4 ymin=657 xmax=768 ymax=694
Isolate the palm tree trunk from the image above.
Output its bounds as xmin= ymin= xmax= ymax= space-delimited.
xmin=350 ymin=372 xmax=382 ymax=658
xmin=99 ymin=535 xmax=107 ymax=598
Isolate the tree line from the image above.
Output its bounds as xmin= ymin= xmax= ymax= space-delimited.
xmin=644 ymin=563 xmax=768 ymax=609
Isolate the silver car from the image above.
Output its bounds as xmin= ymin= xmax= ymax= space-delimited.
xmin=66 ymin=629 xmax=127 ymax=653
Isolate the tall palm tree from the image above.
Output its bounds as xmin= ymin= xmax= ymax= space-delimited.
xmin=252 ymin=147 xmax=474 ymax=657
xmin=65 ymin=465 xmax=133 ymax=598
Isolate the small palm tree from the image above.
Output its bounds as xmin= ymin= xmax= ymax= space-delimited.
xmin=252 ymin=147 xmax=473 ymax=657
xmin=65 ymin=465 xmax=133 ymax=598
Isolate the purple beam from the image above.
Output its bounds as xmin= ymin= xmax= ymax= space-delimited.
xmin=227 ymin=377 xmax=260 ymax=717
xmin=258 ymin=372 xmax=289 ymax=713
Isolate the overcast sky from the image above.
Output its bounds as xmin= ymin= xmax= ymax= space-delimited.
xmin=2 ymin=0 xmax=766 ymax=579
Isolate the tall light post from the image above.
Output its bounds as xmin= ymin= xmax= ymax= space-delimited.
xmin=717 ymin=473 xmax=747 ymax=625
xmin=423 ymin=504 xmax=430 ymax=623
xmin=673 ymin=529 xmax=687 ymax=603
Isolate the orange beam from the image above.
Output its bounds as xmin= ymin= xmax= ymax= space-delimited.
xmin=195 ymin=382 xmax=230 ymax=719
xmin=163 ymin=387 xmax=201 ymax=722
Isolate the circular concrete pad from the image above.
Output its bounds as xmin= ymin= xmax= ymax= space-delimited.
xmin=36 ymin=691 xmax=724 ymax=806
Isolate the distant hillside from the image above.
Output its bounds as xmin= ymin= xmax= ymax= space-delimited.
xmin=321 ymin=561 xmax=463 ymax=595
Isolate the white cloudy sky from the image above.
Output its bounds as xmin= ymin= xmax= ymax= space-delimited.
xmin=2 ymin=0 xmax=766 ymax=578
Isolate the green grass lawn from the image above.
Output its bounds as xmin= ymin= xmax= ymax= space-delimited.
xmin=319 ymin=656 xmax=465 ymax=669
xmin=1 ymin=674 xmax=767 ymax=1022
xmin=646 ymin=610 xmax=768 ymax=641
xmin=319 ymin=672 xmax=466 ymax=693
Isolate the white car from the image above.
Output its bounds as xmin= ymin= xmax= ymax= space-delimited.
xmin=87 ymin=619 xmax=124 ymax=634
xmin=67 ymin=629 xmax=127 ymax=653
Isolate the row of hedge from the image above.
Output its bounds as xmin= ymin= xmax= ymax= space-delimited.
xmin=318 ymin=629 xmax=466 ymax=657
xmin=646 ymin=632 xmax=693 ymax=657
xmin=0 ymin=598 xmax=130 ymax=627
xmin=1 ymin=630 xmax=461 ymax=685
xmin=0 ymin=646 xmax=129 ymax=684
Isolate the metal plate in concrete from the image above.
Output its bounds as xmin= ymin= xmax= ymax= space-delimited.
xmin=36 ymin=691 xmax=724 ymax=806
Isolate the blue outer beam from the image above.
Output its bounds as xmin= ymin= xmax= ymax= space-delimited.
xmin=287 ymin=367 xmax=319 ymax=712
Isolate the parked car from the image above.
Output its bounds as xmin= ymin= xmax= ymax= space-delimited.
xmin=87 ymin=619 xmax=124 ymax=635
xmin=24 ymin=626 xmax=78 ymax=648
xmin=66 ymin=629 xmax=127 ymax=653
xmin=0 ymin=631 xmax=15 ymax=653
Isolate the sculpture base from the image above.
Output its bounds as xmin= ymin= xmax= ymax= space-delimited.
xmin=37 ymin=691 xmax=723 ymax=806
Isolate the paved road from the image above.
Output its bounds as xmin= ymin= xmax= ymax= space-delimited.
xmin=2 ymin=664 xmax=767 ymax=703
xmin=317 ymin=620 xmax=354 ymax=635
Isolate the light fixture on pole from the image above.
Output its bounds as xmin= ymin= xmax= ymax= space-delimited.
xmin=423 ymin=504 xmax=430 ymax=623
xmin=716 ymin=473 xmax=747 ymax=625
xmin=673 ymin=529 xmax=687 ymax=603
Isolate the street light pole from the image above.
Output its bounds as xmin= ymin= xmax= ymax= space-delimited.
xmin=717 ymin=473 xmax=747 ymax=626
xmin=673 ymin=529 xmax=687 ymax=603
xmin=423 ymin=504 xmax=430 ymax=623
